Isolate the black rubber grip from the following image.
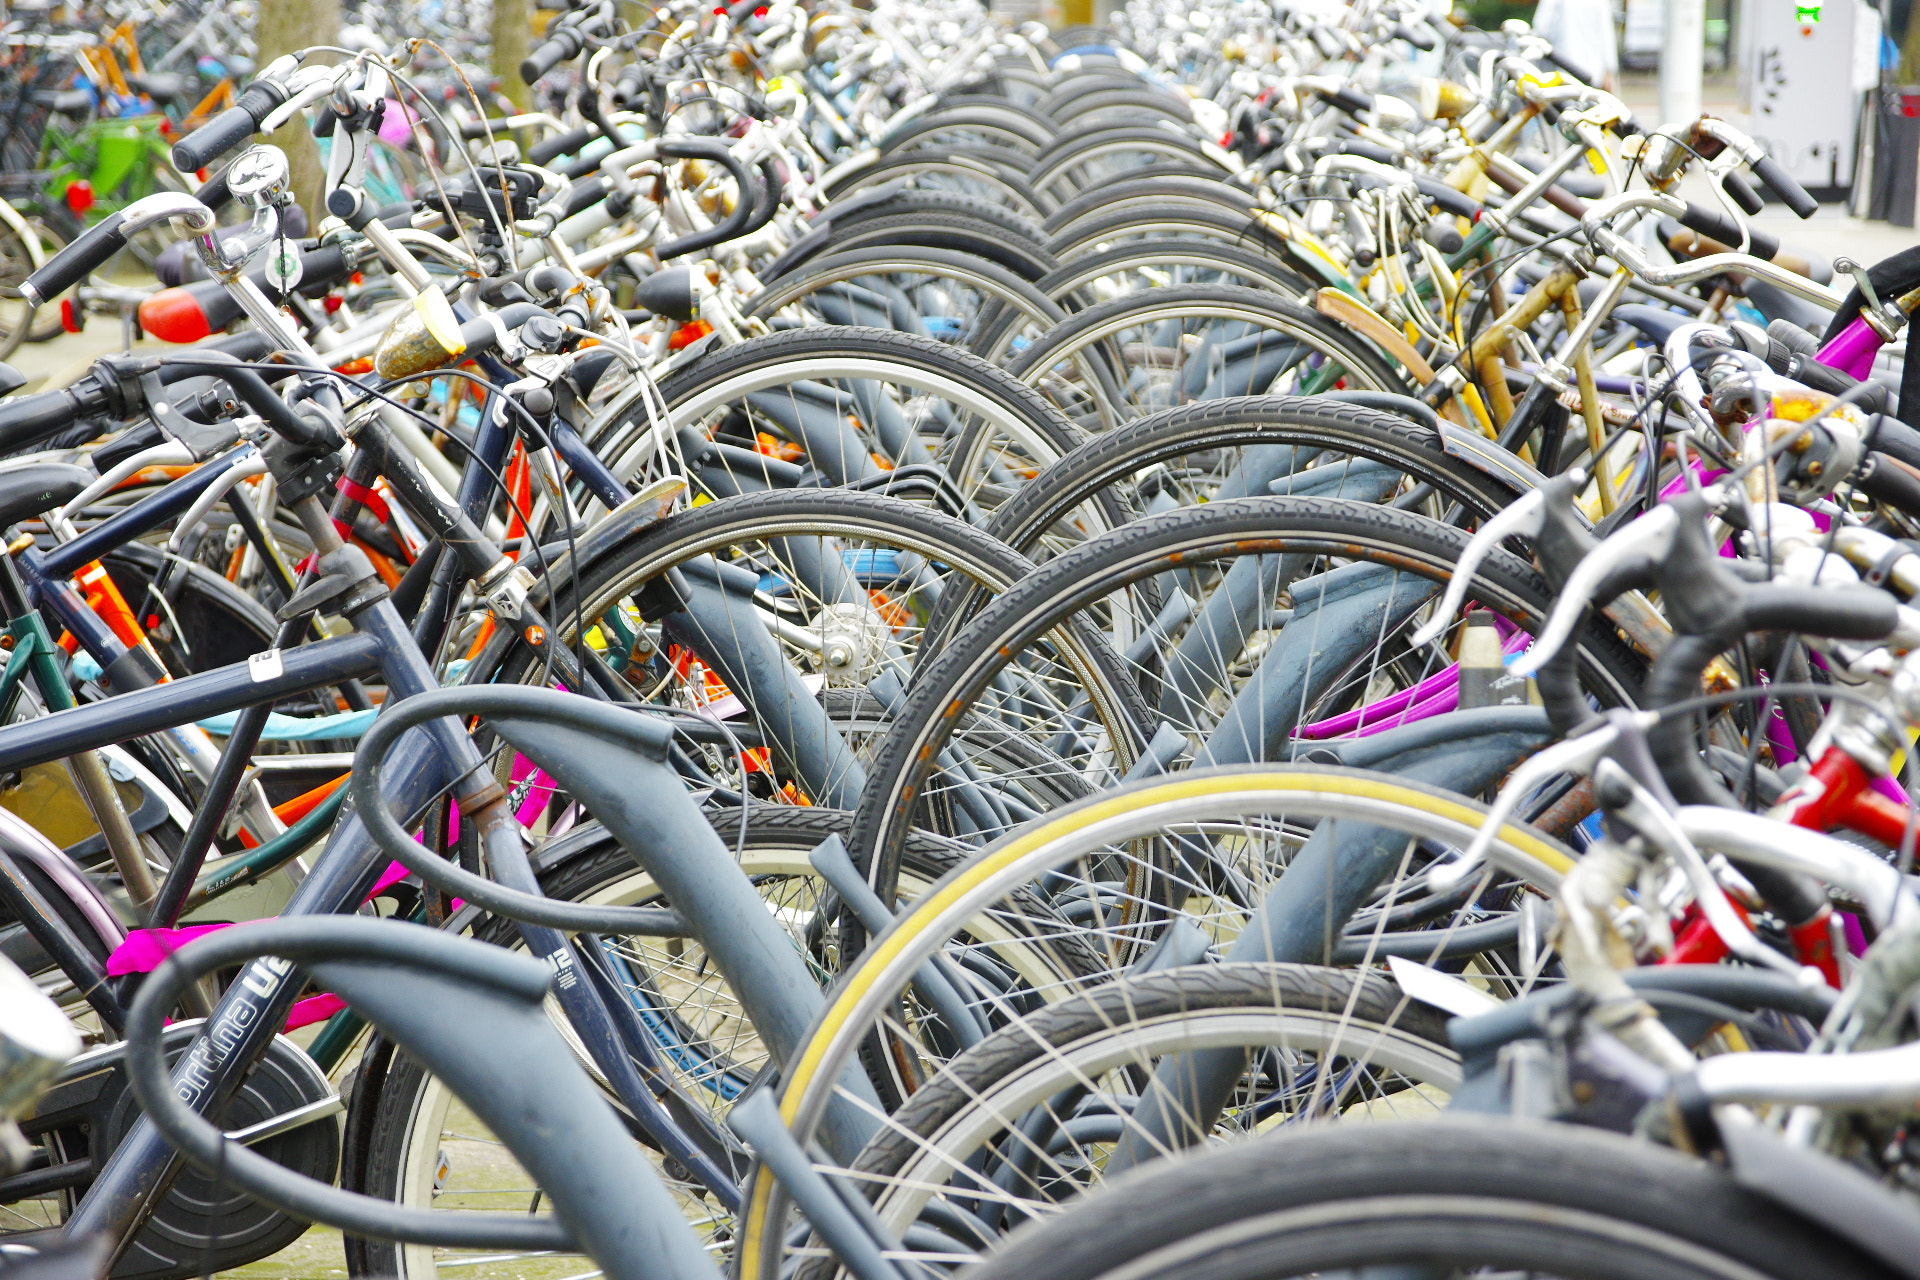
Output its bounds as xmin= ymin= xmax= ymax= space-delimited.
xmin=1337 ymin=138 xmax=1398 ymax=165
xmin=611 ymin=63 xmax=649 ymax=108
xmin=1868 ymin=414 xmax=1920 ymax=471
xmin=1770 ymin=349 xmax=1887 ymax=413
xmin=170 ymin=81 xmax=283 ymax=172
xmin=520 ymin=27 xmax=584 ymax=84
xmin=1751 ymin=153 xmax=1819 ymax=218
xmin=1855 ymin=453 xmax=1920 ymax=517
xmin=1675 ymin=201 xmax=1779 ymax=261
xmin=740 ymin=155 xmax=783 ymax=237
xmin=559 ymin=175 xmax=609 ymax=219
xmin=1541 ymin=48 xmax=1597 ymax=85
xmin=1392 ymin=22 xmax=1436 ymax=49
xmin=1316 ymin=85 xmax=1373 ymax=118
xmin=195 ymin=163 xmax=235 ymax=214
xmin=460 ymin=117 xmax=509 ymax=140
xmin=527 ymin=126 xmax=596 ymax=167
xmin=1412 ymin=174 xmax=1481 ymax=219
xmin=22 ymin=212 xmax=129 ymax=305
xmin=1722 ymin=170 xmax=1764 ymax=216
xmin=0 ymin=384 xmax=95 ymax=453
xmin=1745 ymin=584 xmax=1897 ymax=640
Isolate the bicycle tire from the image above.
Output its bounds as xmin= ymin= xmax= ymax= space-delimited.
xmin=821 ymin=148 xmax=1050 ymax=217
xmin=607 ymin=327 xmax=1098 ymax=519
xmin=833 ymin=962 xmax=1456 ymax=1258
xmin=999 ymin=283 xmax=1406 ymax=430
xmin=743 ymin=245 xmax=1069 ymax=349
xmin=737 ymin=765 xmax=1581 ymax=1280
xmin=851 ymin=496 xmax=1644 ymax=900
xmin=876 ymin=107 xmax=1056 ymax=156
xmin=962 ymin=1116 xmax=1898 ymax=1280
xmin=981 ymin=395 xmax=1526 ymax=562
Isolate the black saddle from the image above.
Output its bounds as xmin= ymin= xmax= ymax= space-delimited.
xmin=128 ymin=72 xmax=188 ymax=103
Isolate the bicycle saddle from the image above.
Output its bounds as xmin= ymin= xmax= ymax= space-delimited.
xmin=0 ymin=463 xmax=92 ymax=529
xmin=128 ymin=72 xmax=188 ymax=103
xmin=28 ymin=89 xmax=92 ymax=115
xmin=1612 ymin=303 xmax=1689 ymax=346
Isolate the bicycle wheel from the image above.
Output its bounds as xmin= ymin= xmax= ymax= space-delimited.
xmin=736 ymin=766 xmax=1579 ymax=1280
xmin=1000 ymin=285 xmax=1405 ymax=432
xmin=1028 ymin=126 xmax=1229 ymax=205
xmin=821 ymin=149 xmax=1051 ymax=217
xmin=464 ymin=488 xmax=1140 ymax=814
xmin=852 ymin=497 xmax=1643 ymax=897
xmin=593 ymin=327 xmax=1099 ymax=522
xmin=820 ymin=962 xmax=1457 ymax=1270
xmin=744 ymin=246 xmax=1069 ymax=353
xmin=876 ymin=107 xmax=1055 ymax=156
xmin=980 ymin=396 xmax=1529 ymax=566
xmin=0 ymin=205 xmax=44 ymax=362
xmin=961 ymin=1117 xmax=1897 ymax=1280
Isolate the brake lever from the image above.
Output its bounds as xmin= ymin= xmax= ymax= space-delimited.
xmin=1411 ymin=468 xmax=1590 ymax=649
xmin=1511 ymin=485 xmax=1730 ymax=678
xmin=1409 ymin=484 xmax=1554 ymax=648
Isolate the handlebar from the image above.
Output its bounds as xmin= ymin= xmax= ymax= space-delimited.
xmin=0 ymin=382 xmax=109 ymax=453
xmin=1722 ymin=170 xmax=1765 ymax=217
xmin=521 ymin=21 xmax=590 ymax=83
xmin=171 ymin=79 xmax=289 ymax=173
xmin=654 ymin=138 xmax=760 ymax=259
xmin=1673 ymin=200 xmax=1779 ymax=263
xmin=20 ymin=192 xmax=215 ymax=307
xmin=1751 ymin=153 xmax=1819 ymax=219
xmin=527 ymin=125 xmax=596 ymax=167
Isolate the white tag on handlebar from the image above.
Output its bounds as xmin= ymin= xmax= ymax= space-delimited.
xmin=249 ymin=648 xmax=285 ymax=682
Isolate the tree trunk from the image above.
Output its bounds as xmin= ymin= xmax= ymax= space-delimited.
xmin=493 ymin=0 xmax=533 ymax=112
xmin=253 ymin=0 xmax=340 ymax=221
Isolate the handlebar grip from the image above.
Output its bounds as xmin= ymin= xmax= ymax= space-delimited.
xmin=1336 ymin=138 xmax=1398 ymax=165
xmin=0 ymin=385 xmax=92 ymax=454
xmin=1315 ymin=85 xmax=1373 ymax=118
xmin=195 ymin=163 xmax=234 ymax=214
xmin=1745 ymin=584 xmax=1897 ymax=641
xmin=611 ymin=62 xmax=650 ymax=108
xmin=740 ymin=155 xmax=784 ymax=237
xmin=1675 ymin=201 xmax=1779 ymax=262
xmin=1722 ymin=170 xmax=1765 ymax=216
xmin=527 ymin=125 xmax=596 ymax=167
xmin=520 ymin=27 xmax=584 ymax=84
xmin=1391 ymin=22 xmax=1436 ymax=49
xmin=1854 ymin=453 xmax=1920 ymax=518
xmin=460 ymin=116 xmax=508 ymax=140
xmin=170 ymin=80 xmax=284 ymax=173
xmin=1751 ymin=153 xmax=1819 ymax=218
xmin=20 ymin=211 xmax=129 ymax=306
xmin=1412 ymin=174 xmax=1481 ymax=219
xmin=1540 ymin=48 xmax=1597 ymax=85
xmin=171 ymin=105 xmax=257 ymax=171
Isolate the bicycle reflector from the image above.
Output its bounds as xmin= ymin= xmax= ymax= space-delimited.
xmin=64 ymin=181 xmax=94 ymax=218
xmin=138 ymin=287 xmax=214 ymax=344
